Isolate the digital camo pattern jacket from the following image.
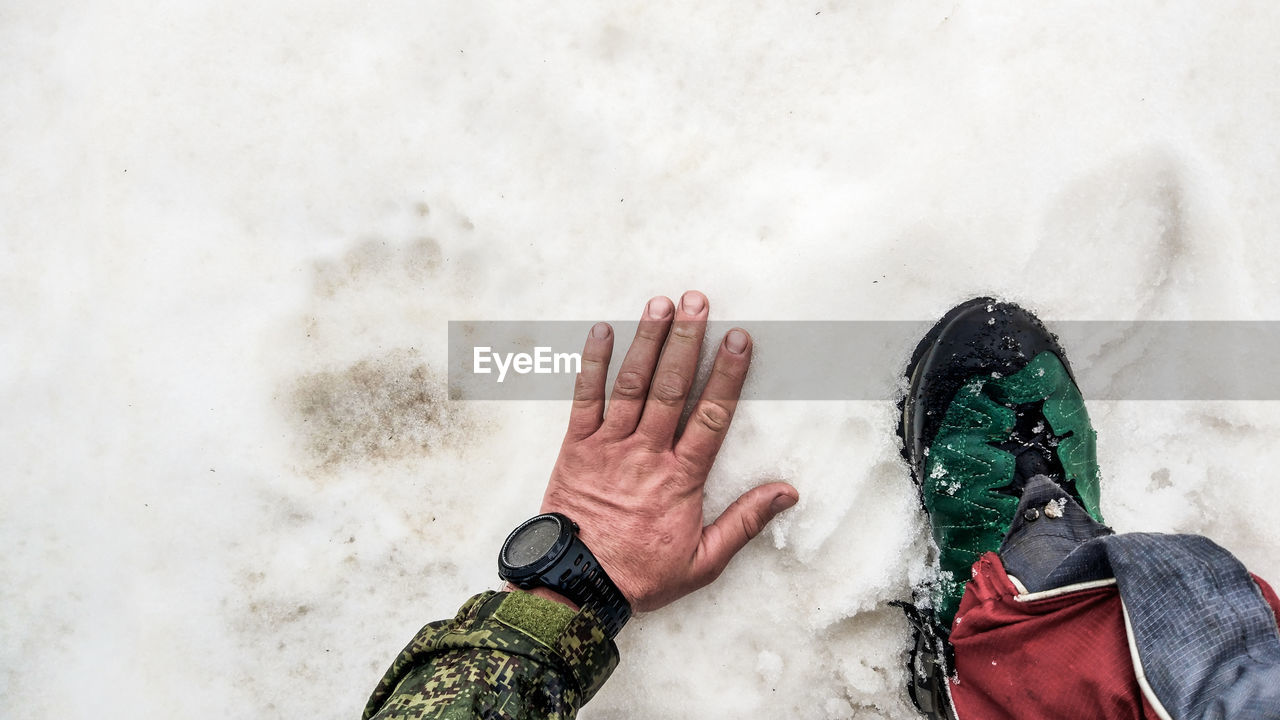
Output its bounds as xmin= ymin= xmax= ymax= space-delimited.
xmin=364 ymin=591 xmax=620 ymax=720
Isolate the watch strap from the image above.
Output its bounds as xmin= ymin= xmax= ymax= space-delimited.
xmin=541 ymin=534 xmax=632 ymax=639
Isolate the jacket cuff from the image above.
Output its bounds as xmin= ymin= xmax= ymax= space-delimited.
xmin=489 ymin=590 xmax=620 ymax=700
xmin=433 ymin=591 xmax=620 ymax=702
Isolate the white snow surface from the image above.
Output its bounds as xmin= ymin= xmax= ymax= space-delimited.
xmin=5 ymin=2 xmax=1280 ymax=719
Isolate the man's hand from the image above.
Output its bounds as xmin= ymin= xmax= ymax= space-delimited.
xmin=539 ymin=291 xmax=799 ymax=613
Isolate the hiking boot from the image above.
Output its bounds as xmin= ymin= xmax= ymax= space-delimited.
xmin=895 ymin=297 xmax=1105 ymax=719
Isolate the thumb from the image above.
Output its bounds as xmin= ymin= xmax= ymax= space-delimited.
xmin=693 ymin=482 xmax=798 ymax=586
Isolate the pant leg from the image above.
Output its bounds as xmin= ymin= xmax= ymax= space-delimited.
xmin=948 ymin=552 xmax=1156 ymax=719
xmin=947 ymin=476 xmax=1280 ymax=720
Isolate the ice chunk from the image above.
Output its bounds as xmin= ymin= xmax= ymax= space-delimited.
xmin=1045 ymin=498 xmax=1068 ymax=519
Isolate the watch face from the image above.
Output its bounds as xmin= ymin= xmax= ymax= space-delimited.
xmin=503 ymin=515 xmax=563 ymax=568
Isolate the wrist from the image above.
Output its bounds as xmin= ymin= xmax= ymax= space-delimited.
xmin=506 ymin=582 xmax=579 ymax=611
xmin=498 ymin=512 xmax=632 ymax=638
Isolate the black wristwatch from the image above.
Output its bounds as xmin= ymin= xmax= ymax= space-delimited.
xmin=498 ymin=512 xmax=632 ymax=639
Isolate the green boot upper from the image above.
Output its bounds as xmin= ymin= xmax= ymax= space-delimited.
xmin=922 ymin=351 xmax=1103 ymax=628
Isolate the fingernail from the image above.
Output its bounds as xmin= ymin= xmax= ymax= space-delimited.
xmin=591 ymin=322 xmax=611 ymax=339
xmin=770 ymin=494 xmax=798 ymax=514
xmin=725 ymin=329 xmax=748 ymax=354
xmin=681 ymin=292 xmax=705 ymax=314
xmin=647 ymin=296 xmax=673 ymax=319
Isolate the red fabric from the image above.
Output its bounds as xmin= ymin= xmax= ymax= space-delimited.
xmin=948 ymin=553 xmax=1151 ymax=719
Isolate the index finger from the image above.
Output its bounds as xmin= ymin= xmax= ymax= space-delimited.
xmin=673 ymin=328 xmax=752 ymax=474
xmin=564 ymin=322 xmax=615 ymax=440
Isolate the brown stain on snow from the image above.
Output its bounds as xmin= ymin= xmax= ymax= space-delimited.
xmin=289 ymin=349 xmax=468 ymax=469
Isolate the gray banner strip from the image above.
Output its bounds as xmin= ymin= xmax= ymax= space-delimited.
xmin=448 ymin=321 xmax=1280 ymax=401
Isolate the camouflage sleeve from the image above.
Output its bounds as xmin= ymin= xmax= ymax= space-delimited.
xmin=363 ymin=590 xmax=620 ymax=720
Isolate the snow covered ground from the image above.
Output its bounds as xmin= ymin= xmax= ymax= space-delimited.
xmin=5 ymin=2 xmax=1280 ymax=718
